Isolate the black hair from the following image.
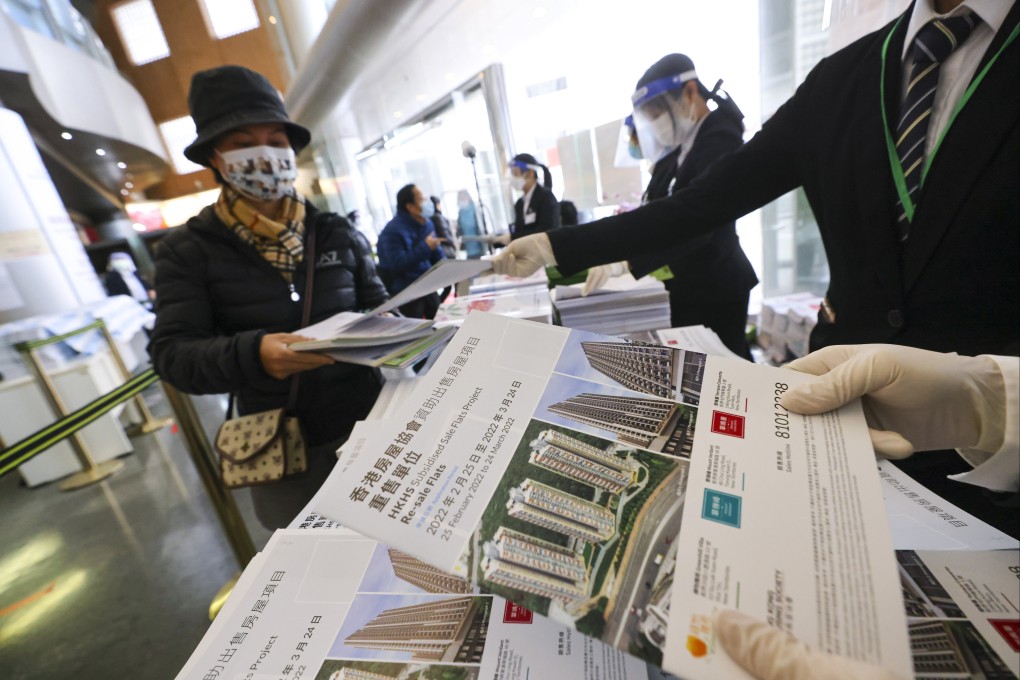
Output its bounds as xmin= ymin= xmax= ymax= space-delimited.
xmin=512 ymin=153 xmax=553 ymax=190
xmin=430 ymin=195 xmax=442 ymax=211
xmin=559 ymin=200 xmax=578 ymax=226
xmin=396 ymin=184 xmax=417 ymax=213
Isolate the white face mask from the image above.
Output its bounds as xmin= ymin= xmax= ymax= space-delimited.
xmin=510 ymin=175 xmax=527 ymax=191
xmin=650 ymin=99 xmax=698 ymax=150
xmin=217 ymin=145 xmax=297 ymax=201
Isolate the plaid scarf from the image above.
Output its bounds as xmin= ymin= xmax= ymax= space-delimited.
xmin=215 ymin=187 xmax=306 ymax=281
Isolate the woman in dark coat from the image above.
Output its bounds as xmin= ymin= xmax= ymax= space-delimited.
xmin=148 ymin=65 xmax=389 ymax=529
xmin=508 ymin=153 xmax=560 ymax=241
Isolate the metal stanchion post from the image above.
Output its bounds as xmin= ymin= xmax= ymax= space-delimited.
xmin=96 ymin=321 xmax=172 ymax=435
xmin=161 ymin=383 xmax=257 ymax=619
xmin=20 ymin=349 xmax=124 ymax=491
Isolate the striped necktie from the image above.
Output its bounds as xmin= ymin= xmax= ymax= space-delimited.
xmin=895 ymin=12 xmax=980 ymax=240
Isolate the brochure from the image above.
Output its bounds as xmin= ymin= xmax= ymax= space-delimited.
xmin=311 ymin=312 xmax=913 ymax=678
xmin=291 ymin=313 xmax=435 ymax=351
xmin=174 ymin=527 xmax=679 ymax=680
xmin=895 ymin=549 xmax=1019 ymax=679
xmin=322 ymin=326 xmax=456 ymax=368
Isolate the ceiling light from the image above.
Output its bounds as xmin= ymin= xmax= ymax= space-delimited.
xmin=268 ymin=15 xmax=277 ymax=24
xmin=61 ymin=132 xmax=73 ymax=140
xmin=125 ymin=182 xmax=134 ymax=188
xmin=120 ymin=189 xmax=129 ymax=195
xmin=393 ymin=111 xmax=403 ymax=119
xmin=416 ymin=93 xmax=426 ymax=102
xmin=117 ymin=162 xmax=127 ymax=169
xmin=445 ymin=72 xmax=455 ymax=81
xmin=96 ymin=148 xmax=106 ymax=156
xmin=532 ymin=7 xmax=547 ymax=18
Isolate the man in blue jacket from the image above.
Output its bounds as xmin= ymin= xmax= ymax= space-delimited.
xmin=377 ymin=183 xmax=445 ymax=318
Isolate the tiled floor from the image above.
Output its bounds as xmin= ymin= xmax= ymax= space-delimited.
xmin=0 ymin=388 xmax=273 ymax=680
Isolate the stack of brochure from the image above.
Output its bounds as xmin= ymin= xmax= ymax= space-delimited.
xmin=291 ymin=259 xmax=492 ymax=367
xmin=552 ymin=273 xmax=670 ymax=335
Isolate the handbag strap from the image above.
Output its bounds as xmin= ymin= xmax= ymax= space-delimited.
xmin=286 ymin=219 xmax=317 ymax=413
xmin=224 ymin=219 xmax=317 ymax=422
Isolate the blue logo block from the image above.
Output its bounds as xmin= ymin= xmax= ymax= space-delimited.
xmin=701 ymin=489 xmax=742 ymax=528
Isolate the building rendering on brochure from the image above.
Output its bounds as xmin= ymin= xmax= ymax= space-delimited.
xmin=528 ymin=428 xmax=638 ymax=494
xmin=344 ymin=597 xmax=489 ymax=663
xmin=388 ymin=548 xmax=474 ymax=594
xmin=580 ymin=341 xmax=679 ymax=400
xmin=547 ymin=392 xmax=693 ymax=454
xmin=506 ymin=478 xmax=616 ymax=542
xmin=481 ymin=527 xmax=589 ymax=602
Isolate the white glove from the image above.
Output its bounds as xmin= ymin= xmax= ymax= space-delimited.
xmin=491 ymin=233 xmax=556 ymax=278
xmin=582 ymin=261 xmax=628 ymax=296
xmin=781 ymin=344 xmax=1006 ymax=459
xmin=716 ymin=610 xmax=904 ymax=680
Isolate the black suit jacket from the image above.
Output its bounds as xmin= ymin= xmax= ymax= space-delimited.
xmin=628 ymin=108 xmax=759 ymax=300
xmin=512 ymin=184 xmax=560 ymax=240
xmin=549 ymin=3 xmax=1019 ymax=357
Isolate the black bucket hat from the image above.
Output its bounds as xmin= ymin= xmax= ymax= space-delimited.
xmin=182 ymin=65 xmax=311 ymax=167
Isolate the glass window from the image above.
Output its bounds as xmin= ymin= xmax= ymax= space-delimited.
xmin=198 ymin=0 xmax=260 ymax=40
xmin=158 ymin=117 xmax=204 ymax=176
xmin=110 ymin=0 xmax=170 ymax=66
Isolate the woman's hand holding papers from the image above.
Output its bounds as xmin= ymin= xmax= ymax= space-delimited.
xmin=259 ymin=333 xmax=334 ymax=380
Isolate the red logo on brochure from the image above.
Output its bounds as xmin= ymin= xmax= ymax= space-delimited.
xmin=989 ymin=620 xmax=1020 ymax=652
xmin=711 ymin=411 xmax=745 ymax=438
xmin=503 ymin=601 xmax=533 ymax=623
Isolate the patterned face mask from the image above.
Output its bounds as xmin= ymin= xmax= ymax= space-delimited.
xmin=217 ymin=145 xmax=297 ymax=201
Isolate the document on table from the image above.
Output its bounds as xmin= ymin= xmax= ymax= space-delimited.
xmin=310 ymin=312 xmax=913 ymax=679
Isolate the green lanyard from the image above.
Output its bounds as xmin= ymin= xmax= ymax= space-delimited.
xmin=880 ymin=17 xmax=1020 ymax=222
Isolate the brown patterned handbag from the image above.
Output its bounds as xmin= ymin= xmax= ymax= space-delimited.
xmin=215 ymin=405 xmax=307 ymax=487
xmin=215 ymin=222 xmax=317 ymax=489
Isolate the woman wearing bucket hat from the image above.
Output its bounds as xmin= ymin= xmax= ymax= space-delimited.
xmin=148 ymin=65 xmax=390 ymax=529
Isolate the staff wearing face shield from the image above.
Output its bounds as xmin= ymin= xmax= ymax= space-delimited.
xmin=508 ymin=153 xmax=561 ymax=241
xmin=587 ymin=54 xmax=758 ymax=359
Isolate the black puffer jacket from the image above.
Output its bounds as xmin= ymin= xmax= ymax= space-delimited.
xmin=148 ymin=202 xmax=388 ymax=445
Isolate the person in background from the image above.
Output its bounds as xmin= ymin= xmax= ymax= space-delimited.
xmin=456 ymin=189 xmax=486 ymax=259
xmin=585 ymin=54 xmax=758 ymax=359
xmin=148 ymin=65 xmax=389 ymax=529
xmin=430 ymin=196 xmax=458 ymax=260
xmin=716 ymin=342 xmax=1018 ymax=678
xmin=559 ymin=200 xmax=579 ymax=226
xmin=105 ymin=251 xmax=153 ymax=307
xmin=508 ymin=153 xmax=560 ymax=241
xmin=376 ymin=183 xmax=445 ymax=318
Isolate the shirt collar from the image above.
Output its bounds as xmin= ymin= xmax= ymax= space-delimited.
xmin=523 ymin=183 xmax=536 ymax=207
xmin=902 ymin=0 xmax=1010 ymax=61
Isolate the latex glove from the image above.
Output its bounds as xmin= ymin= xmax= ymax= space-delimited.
xmin=490 ymin=232 xmax=512 ymax=246
xmin=716 ymin=610 xmax=904 ymax=680
xmin=781 ymin=344 xmax=1006 ymax=459
xmin=491 ymin=233 xmax=556 ymax=277
xmin=582 ymin=261 xmax=628 ymax=296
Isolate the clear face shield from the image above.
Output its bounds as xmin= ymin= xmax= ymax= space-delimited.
xmin=630 ymin=70 xmax=698 ymax=163
xmin=508 ymin=159 xmax=543 ymax=192
xmin=613 ymin=114 xmax=643 ymax=168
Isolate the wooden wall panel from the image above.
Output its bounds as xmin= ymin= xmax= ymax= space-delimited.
xmin=92 ymin=0 xmax=288 ymax=201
